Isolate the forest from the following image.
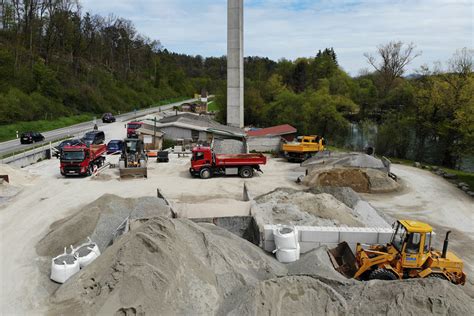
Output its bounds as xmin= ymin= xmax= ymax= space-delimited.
xmin=0 ymin=0 xmax=472 ymax=168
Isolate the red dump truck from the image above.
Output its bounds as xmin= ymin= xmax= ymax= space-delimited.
xmin=189 ymin=146 xmax=266 ymax=179
xmin=60 ymin=144 xmax=106 ymax=176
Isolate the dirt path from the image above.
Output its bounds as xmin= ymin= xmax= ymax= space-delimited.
xmin=363 ymin=164 xmax=474 ymax=297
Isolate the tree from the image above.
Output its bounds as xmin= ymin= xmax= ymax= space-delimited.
xmin=364 ymin=41 xmax=421 ymax=96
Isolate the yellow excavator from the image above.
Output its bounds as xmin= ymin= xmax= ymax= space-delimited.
xmin=281 ymin=135 xmax=325 ymax=162
xmin=328 ymin=220 xmax=466 ymax=285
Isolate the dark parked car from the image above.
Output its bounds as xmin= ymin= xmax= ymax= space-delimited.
xmin=82 ymin=130 xmax=105 ymax=146
xmin=20 ymin=131 xmax=45 ymax=144
xmin=107 ymin=140 xmax=124 ymax=154
xmin=53 ymin=139 xmax=84 ymax=158
xmin=102 ymin=113 xmax=116 ymax=123
xmin=157 ymin=150 xmax=169 ymax=163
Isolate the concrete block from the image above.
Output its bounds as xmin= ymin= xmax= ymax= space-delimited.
xmin=340 ymin=228 xmax=379 ymax=244
xmin=263 ymin=239 xmax=275 ymax=252
xmin=263 ymin=225 xmax=274 ymax=241
xmin=376 ymin=228 xmax=394 ymax=244
xmin=300 ymin=226 xmax=339 ymax=243
xmin=300 ymin=242 xmax=320 ymax=254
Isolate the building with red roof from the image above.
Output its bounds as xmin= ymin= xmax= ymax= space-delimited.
xmin=247 ymin=124 xmax=297 ymax=141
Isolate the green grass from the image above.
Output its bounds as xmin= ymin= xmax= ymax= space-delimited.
xmin=153 ymin=96 xmax=189 ymax=106
xmin=0 ymin=114 xmax=93 ymax=142
xmin=207 ymin=101 xmax=219 ymax=112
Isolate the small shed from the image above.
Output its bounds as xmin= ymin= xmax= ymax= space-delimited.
xmin=247 ymin=124 xmax=297 ymax=152
xmin=137 ymin=125 xmax=165 ymax=151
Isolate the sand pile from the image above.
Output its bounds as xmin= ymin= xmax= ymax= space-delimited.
xmin=303 ymin=167 xmax=400 ymax=193
xmin=48 ymin=217 xmax=474 ymax=315
xmin=252 ymin=188 xmax=365 ymax=227
xmin=36 ymin=194 xmax=172 ymax=256
xmin=0 ymin=163 xmax=36 ymax=186
xmin=49 ymin=217 xmax=287 ymax=315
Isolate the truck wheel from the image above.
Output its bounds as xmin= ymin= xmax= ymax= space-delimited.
xmin=239 ymin=166 xmax=254 ymax=178
xmin=200 ymin=168 xmax=212 ymax=179
xmin=87 ymin=165 xmax=93 ymax=176
xmin=368 ymin=268 xmax=398 ymax=281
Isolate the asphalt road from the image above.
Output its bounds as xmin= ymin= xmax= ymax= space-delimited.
xmin=0 ymin=98 xmax=196 ymax=157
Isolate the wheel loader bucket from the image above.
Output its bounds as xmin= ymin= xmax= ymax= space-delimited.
xmin=119 ymin=167 xmax=147 ymax=179
xmin=327 ymin=242 xmax=358 ymax=278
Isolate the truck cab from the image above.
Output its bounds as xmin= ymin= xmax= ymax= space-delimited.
xmin=127 ymin=121 xmax=143 ymax=138
xmin=60 ymin=144 xmax=106 ymax=176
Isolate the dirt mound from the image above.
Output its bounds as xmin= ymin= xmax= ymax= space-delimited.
xmin=47 ymin=218 xmax=474 ymax=315
xmin=303 ymin=167 xmax=400 ymax=193
xmin=253 ymin=188 xmax=365 ymax=227
xmin=36 ymin=194 xmax=172 ymax=256
xmin=49 ymin=217 xmax=287 ymax=315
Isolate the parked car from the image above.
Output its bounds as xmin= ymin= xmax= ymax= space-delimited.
xmin=107 ymin=140 xmax=124 ymax=154
xmin=82 ymin=130 xmax=105 ymax=146
xmin=53 ymin=139 xmax=85 ymax=158
xmin=20 ymin=131 xmax=45 ymax=144
xmin=157 ymin=150 xmax=169 ymax=163
xmin=102 ymin=113 xmax=116 ymax=123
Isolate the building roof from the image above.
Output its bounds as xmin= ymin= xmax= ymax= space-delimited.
xmin=247 ymin=124 xmax=297 ymax=137
xmin=157 ymin=113 xmax=245 ymax=137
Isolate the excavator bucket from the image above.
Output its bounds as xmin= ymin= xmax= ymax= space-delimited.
xmin=327 ymin=242 xmax=358 ymax=278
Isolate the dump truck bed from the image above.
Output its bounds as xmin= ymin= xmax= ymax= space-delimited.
xmin=215 ymin=153 xmax=267 ymax=166
xmin=282 ymin=143 xmax=319 ymax=153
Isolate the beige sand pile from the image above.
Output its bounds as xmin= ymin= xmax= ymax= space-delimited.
xmin=48 ymin=217 xmax=474 ymax=315
xmin=0 ymin=163 xmax=36 ymax=186
xmin=49 ymin=217 xmax=287 ymax=315
xmin=253 ymin=188 xmax=365 ymax=227
xmin=36 ymin=194 xmax=172 ymax=256
xmin=0 ymin=164 xmax=37 ymax=202
xmin=303 ymin=167 xmax=400 ymax=193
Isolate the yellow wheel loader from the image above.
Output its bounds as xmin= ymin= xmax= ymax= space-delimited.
xmin=119 ymin=138 xmax=148 ymax=178
xmin=281 ymin=135 xmax=325 ymax=162
xmin=328 ymin=220 xmax=466 ymax=285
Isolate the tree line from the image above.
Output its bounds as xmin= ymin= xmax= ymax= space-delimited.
xmin=0 ymin=1 xmax=472 ymax=168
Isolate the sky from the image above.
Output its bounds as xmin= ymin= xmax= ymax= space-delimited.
xmin=80 ymin=0 xmax=473 ymax=75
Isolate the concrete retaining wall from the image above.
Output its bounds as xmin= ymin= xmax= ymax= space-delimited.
xmin=262 ymin=224 xmax=393 ymax=253
xmin=2 ymin=145 xmax=52 ymax=168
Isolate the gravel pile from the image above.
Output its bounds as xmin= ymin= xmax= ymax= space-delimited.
xmin=36 ymin=194 xmax=172 ymax=257
xmin=303 ymin=152 xmax=387 ymax=171
xmin=213 ymin=138 xmax=246 ymax=154
xmin=48 ymin=217 xmax=474 ymax=315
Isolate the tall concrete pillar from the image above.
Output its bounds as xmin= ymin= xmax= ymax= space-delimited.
xmin=227 ymin=0 xmax=244 ymax=128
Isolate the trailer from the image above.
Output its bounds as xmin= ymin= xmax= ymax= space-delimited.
xmin=189 ymin=146 xmax=266 ymax=179
xmin=60 ymin=144 xmax=106 ymax=176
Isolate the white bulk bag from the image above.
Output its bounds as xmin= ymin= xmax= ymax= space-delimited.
xmin=273 ymin=225 xmax=299 ymax=249
xmin=73 ymin=238 xmax=101 ymax=268
xmin=275 ymin=244 xmax=301 ymax=263
xmin=50 ymin=248 xmax=80 ymax=284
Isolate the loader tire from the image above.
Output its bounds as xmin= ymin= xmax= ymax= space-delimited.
xmin=368 ymin=268 xmax=398 ymax=281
